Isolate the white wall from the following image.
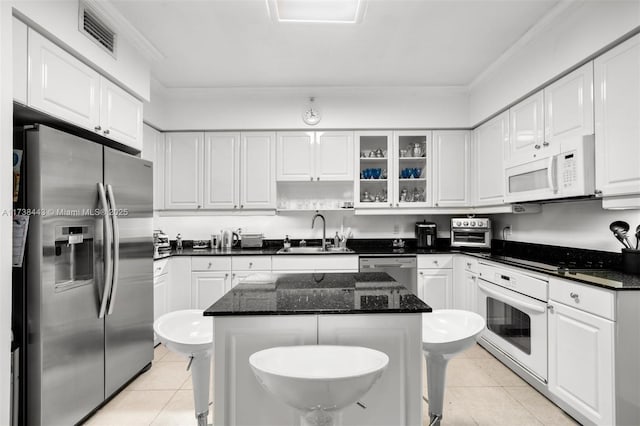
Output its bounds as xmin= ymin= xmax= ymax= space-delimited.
xmin=11 ymin=0 xmax=151 ymax=100
xmin=154 ymin=212 xmax=453 ymax=241
xmin=492 ymin=199 xmax=640 ymax=253
xmin=151 ymin=86 xmax=469 ymax=130
xmin=0 ymin=3 xmax=14 ymax=425
xmin=469 ymin=1 xmax=640 ymax=125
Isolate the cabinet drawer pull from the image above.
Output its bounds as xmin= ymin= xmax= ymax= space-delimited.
xmin=310 ymin=177 xmax=313 ymax=181
xmin=570 ymin=292 xmax=579 ymax=300
xmin=94 ymin=125 xmax=101 ymax=131
xmin=534 ymin=144 xmax=541 ymax=149
xmin=543 ymin=141 xmax=549 ymax=147
xmin=548 ymin=305 xmax=554 ymax=313
xmin=249 ymin=262 xmax=253 ymax=268
xmin=208 ymin=262 xmax=212 ymax=268
xmin=103 ymin=129 xmax=110 ymax=135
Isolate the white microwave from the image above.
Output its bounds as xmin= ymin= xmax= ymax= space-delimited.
xmin=504 ymin=135 xmax=595 ymax=203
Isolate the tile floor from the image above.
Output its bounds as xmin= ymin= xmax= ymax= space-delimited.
xmin=84 ymin=343 xmax=578 ymax=426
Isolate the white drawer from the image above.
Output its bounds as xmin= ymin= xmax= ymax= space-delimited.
xmin=272 ymin=255 xmax=358 ymax=272
xmin=549 ymin=277 xmax=615 ymax=320
xmin=191 ymin=256 xmax=232 ymax=271
xmin=417 ymin=255 xmax=453 ymax=269
xmin=232 ymin=256 xmax=272 ymax=271
xmin=153 ymin=258 xmax=169 ymax=277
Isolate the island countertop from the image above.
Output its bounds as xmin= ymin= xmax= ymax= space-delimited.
xmin=203 ymin=272 xmax=432 ymax=316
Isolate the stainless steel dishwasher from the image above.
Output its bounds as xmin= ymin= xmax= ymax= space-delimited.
xmin=359 ymin=256 xmax=417 ymax=294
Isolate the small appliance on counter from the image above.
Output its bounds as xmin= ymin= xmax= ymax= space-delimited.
xmin=153 ymin=230 xmax=170 ymax=256
xmin=415 ymin=221 xmax=437 ymax=249
xmin=450 ymin=218 xmax=492 ymax=248
xmin=241 ymin=233 xmax=264 ymax=249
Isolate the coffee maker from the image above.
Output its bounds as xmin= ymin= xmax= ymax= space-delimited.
xmin=415 ymin=221 xmax=437 ymax=249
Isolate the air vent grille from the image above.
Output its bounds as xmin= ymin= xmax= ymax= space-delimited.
xmin=80 ymin=5 xmax=117 ymax=56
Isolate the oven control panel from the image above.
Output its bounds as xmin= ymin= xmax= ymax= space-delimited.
xmin=451 ymin=217 xmax=491 ymax=229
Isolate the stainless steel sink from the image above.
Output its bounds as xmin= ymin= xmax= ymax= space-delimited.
xmin=276 ymin=246 xmax=355 ymax=254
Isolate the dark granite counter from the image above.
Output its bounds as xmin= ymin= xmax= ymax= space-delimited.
xmin=466 ymin=252 xmax=640 ymax=290
xmin=155 ymin=238 xmax=640 ymax=291
xmin=203 ymin=272 xmax=432 ymax=316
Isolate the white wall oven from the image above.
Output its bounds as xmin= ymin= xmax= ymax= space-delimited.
xmin=476 ymin=262 xmax=549 ymax=384
xmin=504 ymin=135 xmax=595 ymax=203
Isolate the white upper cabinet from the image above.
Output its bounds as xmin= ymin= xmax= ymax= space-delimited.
xmin=355 ymin=131 xmax=394 ymax=208
xmin=164 ymin=132 xmax=203 ymax=209
xmin=167 ymin=131 xmax=276 ymax=211
xmin=433 ymin=130 xmax=470 ymax=207
xmin=277 ymin=131 xmax=353 ymax=181
xmin=28 ymin=28 xmax=100 ymax=131
xmin=142 ymin=124 xmax=165 ymax=210
xmin=473 ymin=112 xmax=508 ymax=206
xmin=240 ymin=132 xmax=277 ymax=209
xmin=99 ymin=78 xmax=143 ymax=151
xmin=544 ymin=62 xmax=594 ymax=150
xmin=595 ymin=34 xmax=640 ymax=198
xmin=315 ymin=132 xmax=354 ymax=181
xmin=277 ymin=132 xmax=315 ymax=181
xmin=204 ymin=132 xmax=239 ymax=209
xmin=27 ymin=28 xmax=143 ymax=151
xmin=507 ymin=91 xmax=545 ymax=166
xmin=13 ymin=17 xmax=28 ymax=105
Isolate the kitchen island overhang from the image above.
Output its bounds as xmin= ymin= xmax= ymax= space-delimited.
xmin=204 ymin=272 xmax=431 ymax=426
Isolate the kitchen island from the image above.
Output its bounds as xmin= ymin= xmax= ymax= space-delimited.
xmin=204 ymin=272 xmax=431 ymax=426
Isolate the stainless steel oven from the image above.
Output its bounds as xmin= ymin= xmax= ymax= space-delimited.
xmin=450 ymin=218 xmax=491 ymax=248
xmin=476 ymin=261 xmax=548 ymax=384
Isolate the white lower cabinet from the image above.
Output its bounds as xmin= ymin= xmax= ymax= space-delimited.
xmin=191 ymin=257 xmax=232 ymax=310
xmin=548 ymin=277 xmax=615 ymax=426
xmin=153 ymin=259 xmax=169 ymax=345
xmin=167 ymin=257 xmax=191 ymax=313
xmin=417 ymin=255 xmax=453 ymax=310
xmin=548 ymin=301 xmax=614 ymax=426
xmin=452 ymin=256 xmax=478 ymax=312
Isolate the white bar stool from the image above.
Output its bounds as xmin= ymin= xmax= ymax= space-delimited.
xmin=249 ymin=345 xmax=389 ymax=426
xmin=154 ymin=310 xmax=213 ymax=426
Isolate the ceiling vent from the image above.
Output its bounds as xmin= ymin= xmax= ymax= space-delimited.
xmin=79 ymin=3 xmax=117 ymax=57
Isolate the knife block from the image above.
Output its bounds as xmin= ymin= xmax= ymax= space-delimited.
xmin=622 ymin=248 xmax=640 ymax=274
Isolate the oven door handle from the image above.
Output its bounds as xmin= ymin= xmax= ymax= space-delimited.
xmin=477 ymin=281 xmax=546 ymax=314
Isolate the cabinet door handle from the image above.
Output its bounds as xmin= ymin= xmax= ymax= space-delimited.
xmin=310 ymin=177 xmax=313 ymax=181
xmin=396 ymin=203 xmax=399 ymax=207
xmin=225 ymin=273 xmax=229 ymax=278
xmin=534 ymin=144 xmax=541 ymax=149
xmin=570 ymin=292 xmax=579 ymax=300
xmin=208 ymin=262 xmax=212 ymax=268
xmin=233 ymin=205 xmax=237 ymax=209
xmin=316 ymin=177 xmax=320 ymax=181
xmin=94 ymin=125 xmax=102 ymax=131
xmin=548 ymin=305 xmax=554 ymax=313
xmin=249 ymin=262 xmax=253 ymax=268
xmin=103 ymin=129 xmax=110 ymax=135
xmin=433 ymin=260 xmax=439 ymax=265
xmin=466 ymin=262 xmax=472 ymax=268
xmin=389 ymin=203 xmax=393 ymax=207
xmin=543 ymin=141 xmax=549 ymax=147
xmin=240 ymin=205 xmax=244 ymax=208
xmin=419 ymin=271 xmax=423 ymax=275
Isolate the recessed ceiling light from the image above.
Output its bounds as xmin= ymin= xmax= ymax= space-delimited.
xmin=266 ymin=0 xmax=365 ymax=24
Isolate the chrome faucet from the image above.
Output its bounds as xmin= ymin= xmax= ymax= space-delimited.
xmin=311 ymin=213 xmax=327 ymax=251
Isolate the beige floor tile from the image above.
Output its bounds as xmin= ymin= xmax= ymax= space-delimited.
xmin=128 ymin=361 xmax=191 ymax=391
xmin=150 ymin=390 xmax=213 ymax=426
xmin=159 ymin=350 xmax=190 ymax=363
xmin=84 ymin=390 xmax=174 ymax=426
xmin=470 ymin=356 xmax=528 ymax=387
xmin=423 ymin=394 xmax=478 ymax=426
xmin=441 ymin=358 xmax=500 ymax=388
xmin=154 ymin=344 xmax=169 ymax=362
xmin=504 ymin=387 xmax=579 ymax=426
xmin=451 ymin=387 xmax=543 ymax=426
xmin=457 ymin=344 xmax=494 ymax=360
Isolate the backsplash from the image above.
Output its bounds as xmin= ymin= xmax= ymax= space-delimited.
xmin=154 ymin=212 xmax=454 ymax=241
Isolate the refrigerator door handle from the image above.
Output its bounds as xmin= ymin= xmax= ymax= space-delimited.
xmin=106 ymin=184 xmax=120 ymax=315
xmin=98 ymin=182 xmax=113 ymax=319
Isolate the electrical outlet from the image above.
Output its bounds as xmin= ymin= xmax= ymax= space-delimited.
xmin=393 ymin=224 xmax=400 ymax=234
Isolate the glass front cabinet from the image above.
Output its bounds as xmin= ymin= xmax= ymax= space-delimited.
xmin=354 ymin=131 xmax=432 ymax=208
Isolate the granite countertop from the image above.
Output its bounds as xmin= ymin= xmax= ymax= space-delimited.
xmin=203 ymin=272 xmax=432 ymax=316
xmin=155 ymin=239 xmax=640 ymax=291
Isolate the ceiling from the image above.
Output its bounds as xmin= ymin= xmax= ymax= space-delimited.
xmin=110 ymin=0 xmax=561 ymax=89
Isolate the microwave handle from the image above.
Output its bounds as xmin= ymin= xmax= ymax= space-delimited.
xmin=547 ymin=156 xmax=557 ymax=193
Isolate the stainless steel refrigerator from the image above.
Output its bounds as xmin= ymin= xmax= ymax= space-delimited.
xmin=22 ymin=125 xmax=153 ymax=425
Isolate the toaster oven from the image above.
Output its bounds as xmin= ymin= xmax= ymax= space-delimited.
xmin=450 ymin=218 xmax=491 ymax=248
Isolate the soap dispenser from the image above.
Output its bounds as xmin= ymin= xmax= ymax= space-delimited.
xmin=176 ymin=233 xmax=183 ymax=250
